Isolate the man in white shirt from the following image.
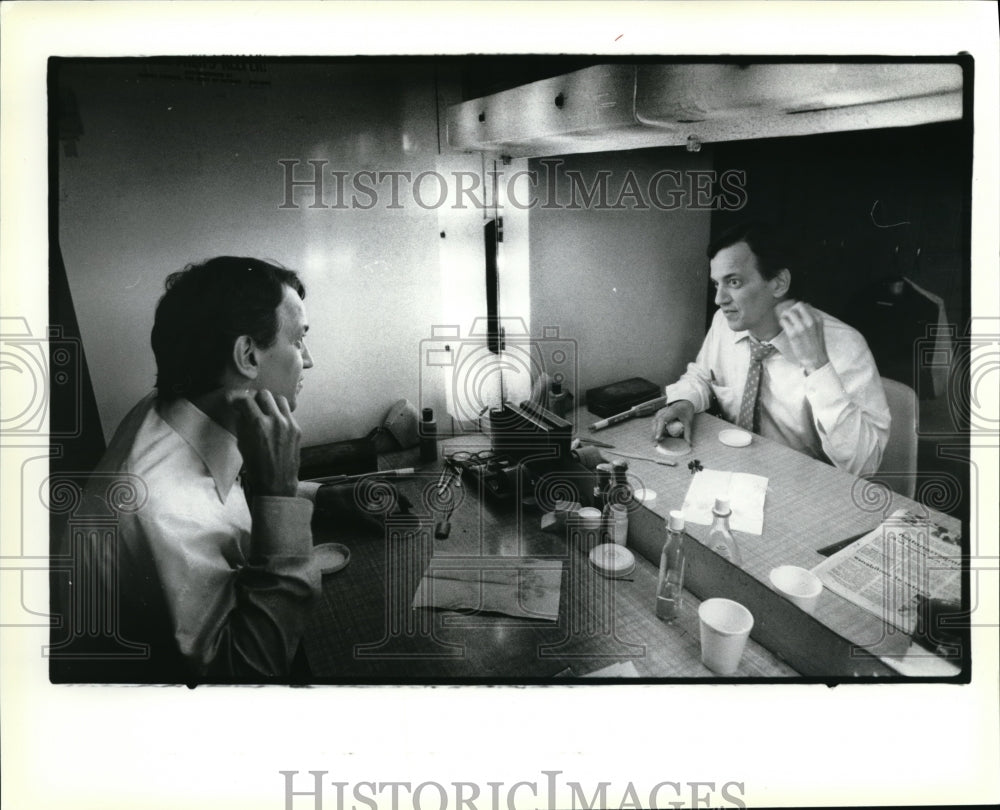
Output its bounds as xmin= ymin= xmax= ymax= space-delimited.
xmin=74 ymin=257 xmax=323 ymax=682
xmin=652 ymin=222 xmax=890 ymax=477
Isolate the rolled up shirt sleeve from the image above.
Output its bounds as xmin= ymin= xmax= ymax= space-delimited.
xmin=141 ymin=493 xmax=321 ymax=681
xmin=295 ymin=480 xmax=322 ymax=501
xmin=803 ymin=343 xmax=891 ymax=477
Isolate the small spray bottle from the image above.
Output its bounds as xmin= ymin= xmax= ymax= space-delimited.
xmin=707 ymin=497 xmax=742 ymax=566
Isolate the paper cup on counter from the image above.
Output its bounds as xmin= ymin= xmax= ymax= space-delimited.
xmin=769 ymin=565 xmax=823 ymax=614
xmin=698 ymin=598 xmax=754 ymax=675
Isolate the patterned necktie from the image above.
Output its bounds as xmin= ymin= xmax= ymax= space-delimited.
xmin=737 ymin=342 xmax=775 ymax=433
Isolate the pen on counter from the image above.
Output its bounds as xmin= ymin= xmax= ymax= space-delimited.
xmin=588 ymin=396 xmax=668 ymax=432
xmin=816 ymin=528 xmax=873 ymax=557
xmin=309 ymin=467 xmax=415 ymax=486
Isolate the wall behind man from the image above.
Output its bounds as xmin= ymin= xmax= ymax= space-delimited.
xmin=56 ymin=59 xmax=448 ymax=446
xmin=710 ymin=122 xmax=970 ymax=334
xmin=528 ymin=148 xmax=715 ymax=402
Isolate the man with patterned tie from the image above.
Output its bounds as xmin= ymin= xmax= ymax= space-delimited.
xmin=652 ymin=222 xmax=890 ymax=477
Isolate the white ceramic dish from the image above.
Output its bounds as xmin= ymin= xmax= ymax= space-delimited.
xmin=718 ymin=428 xmax=752 ymax=448
xmin=588 ymin=543 xmax=636 ymax=579
xmin=314 ymin=542 xmax=351 ymax=575
xmin=656 ymin=437 xmax=691 ymax=456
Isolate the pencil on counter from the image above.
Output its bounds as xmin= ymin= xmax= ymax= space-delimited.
xmin=587 ymin=396 xmax=668 ymax=431
xmin=603 ymin=449 xmax=677 ymax=468
xmin=574 ymin=436 xmax=615 ymax=449
xmin=308 ymin=467 xmax=415 ymax=485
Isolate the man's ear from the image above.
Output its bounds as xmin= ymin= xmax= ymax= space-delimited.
xmin=232 ymin=335 xmax=259 ymax=379
xmin=770 ymin=268 xmax=791 ymax=299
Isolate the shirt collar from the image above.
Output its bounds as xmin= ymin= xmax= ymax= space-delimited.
xmin=768 ymin=329 xmax=792 ymax=358
xmin=157 ymin=397 xmax=243 ymax=501
xmin=726 ymin=323 xmax=791 ymax=357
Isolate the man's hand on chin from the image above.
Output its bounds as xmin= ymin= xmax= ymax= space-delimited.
xmin=778 ymin=301 xmax=829 ymax=375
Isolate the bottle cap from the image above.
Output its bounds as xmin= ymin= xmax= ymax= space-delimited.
xmin=422 ymin=407 xmax=434 ymax=422
xmin=668 ymin=510 xmax=685 ymax=531
xmin=713 ymin=497 xmax=731 ymax=515
xmin=551 ymin=380 xmax=563 ymax=394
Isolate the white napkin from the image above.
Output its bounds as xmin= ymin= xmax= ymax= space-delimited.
xmin=681 ymin=468 xmax=768 ymax=535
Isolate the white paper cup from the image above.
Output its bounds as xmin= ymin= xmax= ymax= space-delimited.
xmin=698 ymin=598 xmax=754 ymax=675
xmin=769 ymin=565 xmax=823 ymax=614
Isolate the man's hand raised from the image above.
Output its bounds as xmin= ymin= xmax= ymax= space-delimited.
xmin=778 ymin=301 xmax=830 ymax=375
xmin=228 ymin=389 xmax=301 ymax=497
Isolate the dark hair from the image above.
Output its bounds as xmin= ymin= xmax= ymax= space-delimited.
xmin=151 ymin=256 xmax=305 ymax=400
xmin=707 ymin=221 xmax=790 ymax=281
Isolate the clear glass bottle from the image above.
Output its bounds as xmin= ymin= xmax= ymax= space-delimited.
xmin=609 ymin=503 xmax=628 ymax=546
xmin=611 ymin=460 xmax=631 ymax=495
xmin=707 ymin=497 xmax=742 ymax=566
xmin=593 ymin=463 xmax=612 ymax=510
xmin=592 ymin=463 xmax=612 ymax=543
xmin=656 ymin=510 xmax=686 ymax=622
xmin=606 ymin=460 xmax=631 ymax=545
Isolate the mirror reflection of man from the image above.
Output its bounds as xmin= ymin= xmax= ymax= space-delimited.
xmin=74 ymin=257 xmax=323 ymax=682
xmin=652 ymin=222 xmax=890 ymax=476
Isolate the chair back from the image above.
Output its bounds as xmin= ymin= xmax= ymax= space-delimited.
xmin=877 ymin=377 xmax=919 ymax=499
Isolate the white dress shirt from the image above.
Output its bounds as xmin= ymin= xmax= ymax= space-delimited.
xmin=81 ymin=392 xmax=320 ymax=680
xmin=666 ymin=308 xmax=890 ymax=476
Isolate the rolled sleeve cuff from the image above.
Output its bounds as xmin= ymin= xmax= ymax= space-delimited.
xmin=250 ymin=496 xmax=314 ymax=557
xmin=295 ymin=480 xmax=322 ymax=502
xmin=665 ymin=381 xmax=709 ymax=413
xmin=802 ymin=362 xmax=848 ymax=429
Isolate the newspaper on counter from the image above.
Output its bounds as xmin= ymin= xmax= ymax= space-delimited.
xmin=811 ymin=509 xmax=961 ymax=634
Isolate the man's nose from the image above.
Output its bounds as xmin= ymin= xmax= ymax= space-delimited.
xmin=302 ymin=344 xmax=314 ymax=369
xmin=714 ymin=285 xmax=729 ymax=306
